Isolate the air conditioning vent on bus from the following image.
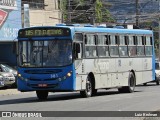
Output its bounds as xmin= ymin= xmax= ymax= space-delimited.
xmin=97 ymin=25 xmax=106 ymax=28
xmin=113 ymin=26 xmax=124 ymax=29
xmin=66 ymin=24 xmax=80 ymax=27
xmin=84 ymin=24 xmax=94 ymax=27
xmin=56 ymin=23 xmax=66 ymax=26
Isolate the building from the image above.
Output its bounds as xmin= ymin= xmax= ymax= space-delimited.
xmin=22 ymin=0 xmax=61 ymax=26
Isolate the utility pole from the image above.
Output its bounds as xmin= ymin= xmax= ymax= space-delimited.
xmin=67 ymin=0 xmax=71 ymax=24
xmin=90 ymin=0 xmax=95 ymax=25
xmin=136 ymin=0 xmax=139 ymax=26
xmin=158 ymin=0 xmax=160 ymax=61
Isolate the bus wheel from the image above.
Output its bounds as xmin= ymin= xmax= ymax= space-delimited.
xmin=143 ymin=83 xmax=147 ymax=86
xmin=126 ymin=72 xmax=135 ymax=93
xmin=156 ymin=80 xmax=159 ymax=85
xmin=118 ymin=72 xmax=135 ymax=93
xmin=118 ymin=87 xmax=125 ymax=93
xmin=36 ymin=90 xmax=48 ymax=100
xmin=80 ymin=76 xmax=92 ymax=98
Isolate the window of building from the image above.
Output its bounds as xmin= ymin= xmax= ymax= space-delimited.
xmin=22 ymin=0 xmax=45 ymax=10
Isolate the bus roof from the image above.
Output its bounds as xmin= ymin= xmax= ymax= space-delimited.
xmin=70 ymin=26 xmax=153 ymax=35
xmin=19 ymin=25 xmax=153 ymax=36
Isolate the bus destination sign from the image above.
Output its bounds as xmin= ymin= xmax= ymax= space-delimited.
xmin=18 ymin=28 xmax=70 ymax=38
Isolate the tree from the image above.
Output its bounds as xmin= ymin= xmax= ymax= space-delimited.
xmin=59 ymin=0 xmax=115 ymax=24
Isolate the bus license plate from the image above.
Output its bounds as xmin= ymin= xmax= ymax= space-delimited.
xmin=38 ymin=84 xmax=48 ymax=87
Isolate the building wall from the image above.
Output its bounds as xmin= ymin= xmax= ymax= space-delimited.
xmin=0 ymin=43 xmax=16 ymax=66
xmin=29 ymin=10 xmax=61 ymax=26
xmin=29 ymin=0 xmax=61 ymax=26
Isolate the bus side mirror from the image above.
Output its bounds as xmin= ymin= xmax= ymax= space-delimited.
xmin=73 ymin=43 xmax=81 ymax=59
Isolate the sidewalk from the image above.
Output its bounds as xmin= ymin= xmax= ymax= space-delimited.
xmin=0 ymin=88 xmax=21 ymax=96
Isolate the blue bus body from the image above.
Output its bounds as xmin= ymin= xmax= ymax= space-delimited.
xmin=17 ymin=25 xmax=155 ymax=99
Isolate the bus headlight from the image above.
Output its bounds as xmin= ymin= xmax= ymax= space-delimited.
xmin=18 ymin=73 xmax=28 ymax=81
xmin=18 ymin=73 xmax=21 ymax=77
xmin=58 ymin=71 xmax=72 ymax=81
xmin=67 ymin=72 xmax=72 ymax=77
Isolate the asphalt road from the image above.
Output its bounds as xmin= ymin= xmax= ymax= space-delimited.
xmin=0 ymin=83 xmax=160 ymax=120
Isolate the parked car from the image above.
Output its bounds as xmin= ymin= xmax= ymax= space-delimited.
xmin=155 ymin=62 xmax=160 ymax=85
xmin=0 ymin=75 xmax=5 ymax=88
xmin=0 ymin=64 xmax=17 ymax=77
xmin=0 ymin=72 xmax=15 ymax=87
xmin=0 ymin=64 xmax=17 ymax=87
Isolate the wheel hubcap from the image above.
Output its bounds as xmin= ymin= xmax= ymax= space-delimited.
xmin=130 ymin=75 xmax=135 ymax=90
xmin=86 ymin=81 xmax=91 ymax=95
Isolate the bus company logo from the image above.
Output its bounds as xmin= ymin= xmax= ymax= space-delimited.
xmin=0 ymin=9 xmax=8 ymax=27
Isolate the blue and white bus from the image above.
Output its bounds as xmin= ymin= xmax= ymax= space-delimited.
xmin=17 ymin=24 xmax=155 ymax=100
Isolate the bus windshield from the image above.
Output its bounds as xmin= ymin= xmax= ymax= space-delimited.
xmin=18 ymin=40 xmax=72 ymax=67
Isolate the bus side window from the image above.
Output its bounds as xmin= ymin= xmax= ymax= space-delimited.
xmin=129 ymin=46 xmax=136 ymax=56
xmin=109 ymin=35 xmax=119 ymax=57
xmin=97 ymin=35 xmax=109 ymax=57
xmin=85 ymin=34 xmax=97 ymax=58
xmin=145 ymin=36 xmax=152 ymax=56
xmin=137 ymin=36 xmax=144 ymax=56
xmin=128 ymin=35 xmax=137 ymax=57
xmin=74 ymin=33 xmax=83 ymax=42
xmin=119 ymin=35 xmax=128 ymax=57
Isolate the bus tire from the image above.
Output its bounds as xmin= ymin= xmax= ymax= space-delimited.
xmin=80 ymin=76 xmax=92 ymax=98
xmin=155 ymin=75 xmax=159 ymax=85
xmin=126 ymin=72 xmax=136 ymax=93
xmin=36 ymin=90 xmax=48 ymax=100
xmin=143 ymin=83 xmax=147 ymax=86
xmin=156 ymin=80 xmax=159 ymax=85
xmin=118 ymin=87 xmax=125 ymax=93
xmin=118 ymin=72 xmax=135 ymax=93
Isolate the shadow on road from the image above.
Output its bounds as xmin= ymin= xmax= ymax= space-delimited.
xmin=137 ymin=83 xmax=159 ymax=87
xmin=0 ymin=89 xmax=142 ymax=106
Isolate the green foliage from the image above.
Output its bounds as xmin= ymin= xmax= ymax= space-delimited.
xmin=95 ymin=0 xmax=115 ymax=23
xmin=59 ymin=0 xmax=67 ymax=21
xmin=101 ymin=9 xmax=115 ymax=23
xmin=95 ymin=0 xmax=103 ymax=23
xmin=59 ymin=0 xmax=115 ymax=24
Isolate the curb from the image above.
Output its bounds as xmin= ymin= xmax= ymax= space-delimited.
xmin=0 ymin=88 xmax=20 ymax=96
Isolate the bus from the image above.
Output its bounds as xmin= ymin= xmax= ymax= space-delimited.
xmin=17 ymin=24 xmax=155 ymax=100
